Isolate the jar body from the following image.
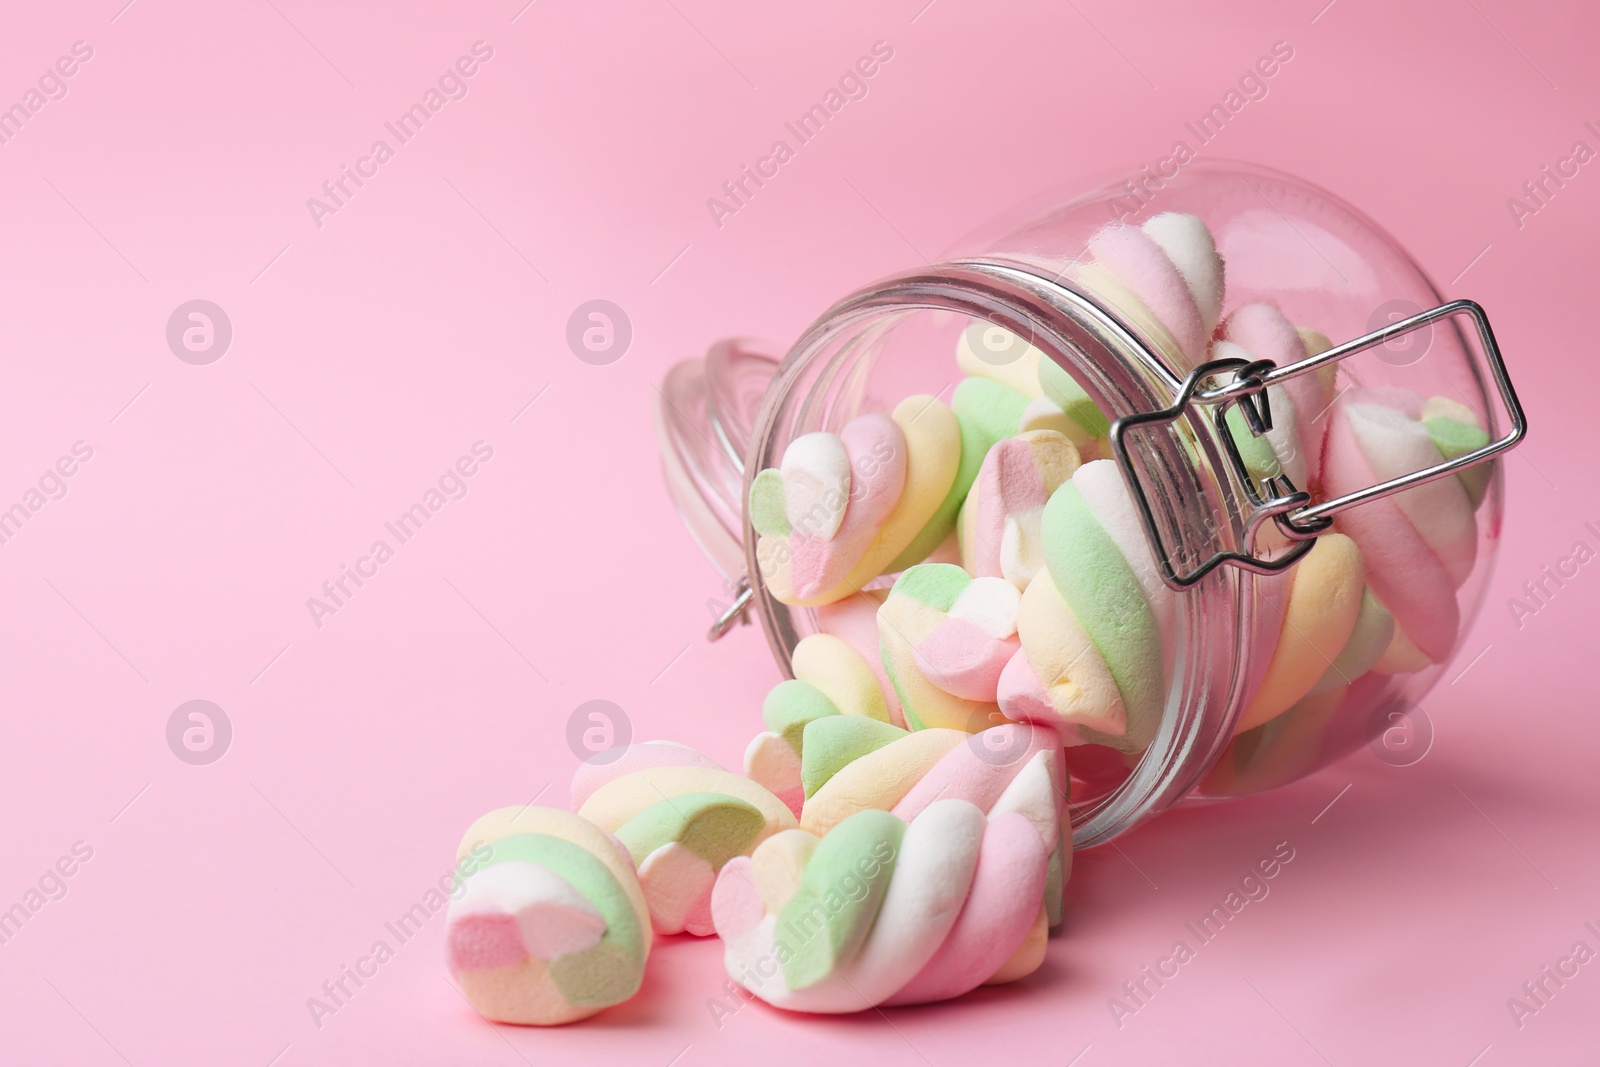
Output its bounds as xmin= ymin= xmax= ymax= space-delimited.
xmin=657 ymin=161 xmax=1513 ymax=846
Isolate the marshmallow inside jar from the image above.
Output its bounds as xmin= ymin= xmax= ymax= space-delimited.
xmin=654 ymin=161 xmax=1516 ymax=854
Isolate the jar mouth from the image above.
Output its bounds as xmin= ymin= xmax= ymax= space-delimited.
xmin=743 ymin=259 xmax=1256 ymax=848
xmin=655 ymin=338 xmax=786 ymax=586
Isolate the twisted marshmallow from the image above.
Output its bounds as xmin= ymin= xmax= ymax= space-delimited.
xmin=711 ymin=801 xmax=1053 ymax=1012
xmin=445 ymin=806 xmax=651 ymax=1025
xmin=574 ymin=743 xmax=796 ymax=936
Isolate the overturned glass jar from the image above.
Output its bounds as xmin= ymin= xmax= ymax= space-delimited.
xmin=654 ymin=161 xmax=1525 ymax=848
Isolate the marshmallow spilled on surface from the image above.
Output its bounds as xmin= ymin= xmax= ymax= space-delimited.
xmin=575 ymin=745 xmax=796 ymax=938
xmin=443 ymin=211 xmax=1502 ymax=1026
xmin=711 ymin=799 xmax=1056 ymax=1012
xmin=445 ymin=807 xmax=652 ymax=1026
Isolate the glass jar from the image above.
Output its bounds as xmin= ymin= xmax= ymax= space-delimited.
xmin=654 ymin=161 xmax=1525 ymax=849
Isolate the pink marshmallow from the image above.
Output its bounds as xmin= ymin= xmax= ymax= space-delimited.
xmin=1089 ymin=223 xmax=1209 ymax=365
xmin=790 ymin=414 xmax=907 ymax=598
xmin=1345 ymin=397 xmax=1477 ymax=585
xmin=1361 ymin=385 xmax=1426 ymax=420
xmin=914 ymin=617 xmax=1020 ymax=703
xmin=892 ymin=724 xmax=1064 ymax=823
xmin=1223 ymin=303 xmax=1328 ymax=484
xmin=570 ymin=742 xmax=724 ymax=811
xmin=683 ymin=884 xmax=717 ymax=939
xmin=996 ymin=648 xmax=1072 ymax=735
xmin=1323 ymin=396 xmax=1459 ymax=661
xmin=882 ymin=813 xmax=1049 ymax=1006
xmin=447 ymin=912 xmax=527 ymax=972
xmin=966 ymin=437 xmax=1052 ymax=582
xmin=709 ymin=856 xmax=764 ymax=941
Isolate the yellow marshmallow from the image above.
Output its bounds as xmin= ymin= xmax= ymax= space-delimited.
xmin=792 ymin=633 xmax=890 ymax=722
xmin=577 ymin=767 xmax=796 ymax=844
xmin=800 ymin=729 xmax=968 ymax=835
xmin=455 ymin=806 xmax=651 ymax=963
xmin=1014 ymin=569 xmax=1128 ymax=742
xmin=752 ymin=828 xmax=818 ymax=915
xmin=984 ymin=904 xmax=1049 ymax=985
xmin=955 ymin=324 xmax=1045 ymax=398
xmin=1073 ymin=262 xmax=1185 ymax=368
xmin=1238 ymin=533 xmax=1366 ymax=733
xmin=768 ymin=396 xmax=962 ymax=607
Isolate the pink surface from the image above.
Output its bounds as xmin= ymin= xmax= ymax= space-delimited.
xmin=1 ymin=1 xmax=1596 ymax=1064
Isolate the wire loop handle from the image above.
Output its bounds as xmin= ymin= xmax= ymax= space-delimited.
xmin=1110 ymin=299 xmax=1527 ymax=591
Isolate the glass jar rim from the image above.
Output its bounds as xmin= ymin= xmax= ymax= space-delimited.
xmin=743 ymin=259 xmax=1254 ymax=848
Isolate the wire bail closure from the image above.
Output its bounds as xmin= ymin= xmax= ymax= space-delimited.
xmin=1110 ymin=299 xmax=1528 ymax=591
xmin=708 ymin=576 xmax=754 ymax=641
xmin=709 ymin=296 xmax=1528 ymax=639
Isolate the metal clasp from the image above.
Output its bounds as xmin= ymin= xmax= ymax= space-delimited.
xmin=708 ymin=575 xmax=753 ymax=641
xmin=1110 ymin=299 xmax=1528 ymax=591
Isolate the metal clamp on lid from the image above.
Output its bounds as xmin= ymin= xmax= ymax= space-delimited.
xmin=708 ymin=575 xmax=753 ymax=641
xmin=1110 ymin=299 xmax=1529 ymax=591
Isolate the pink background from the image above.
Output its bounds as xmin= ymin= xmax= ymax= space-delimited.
xmin=1 ymin=0 xmax=1596 ymax=1063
